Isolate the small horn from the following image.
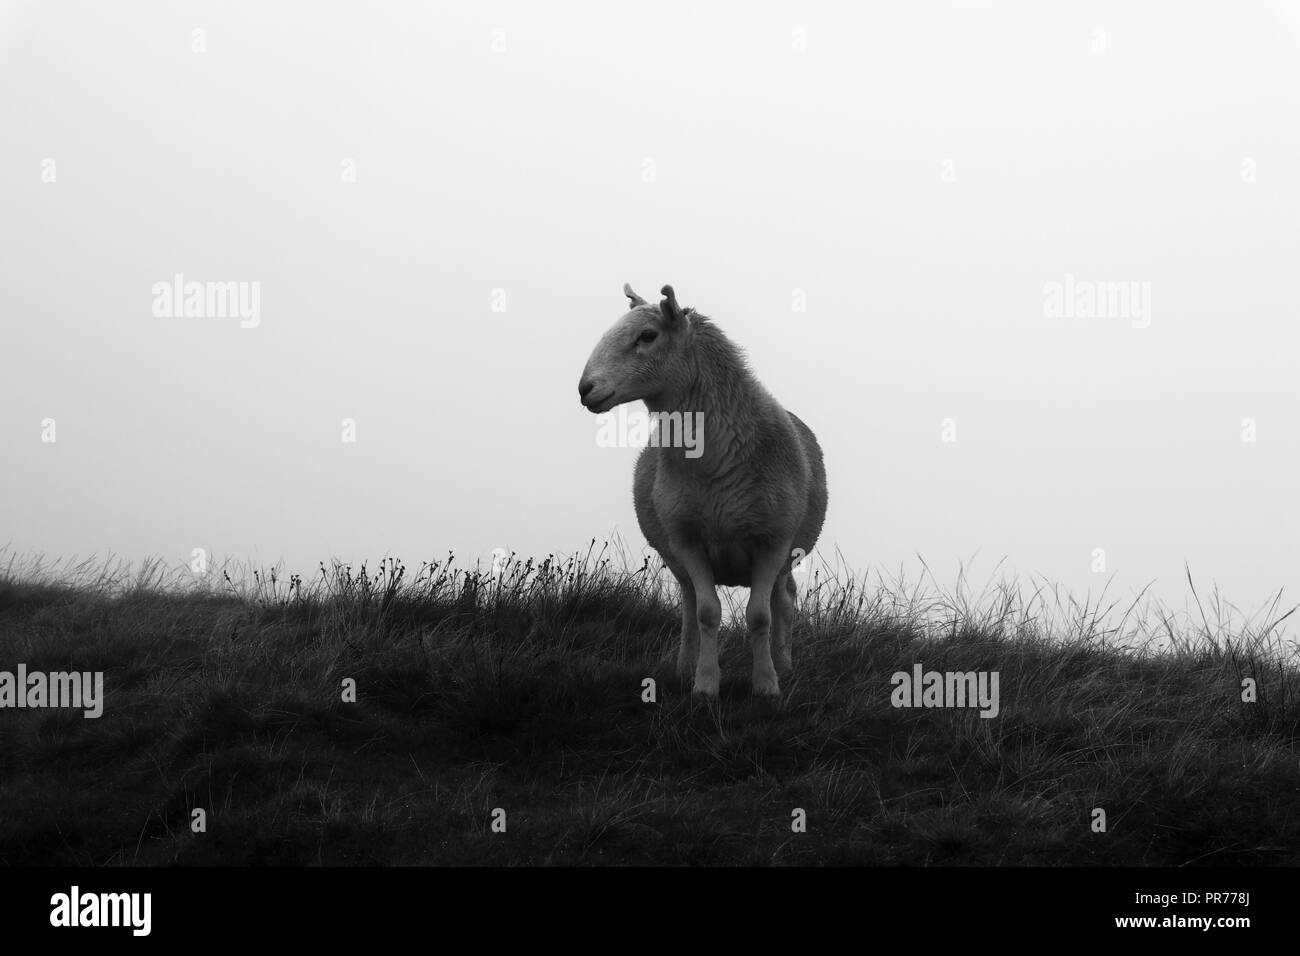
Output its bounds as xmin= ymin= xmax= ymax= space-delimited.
xmin=659 ymin=284 xmax=684 ymax=324
xmin=623 ymin=283 xmax=646 ymax=307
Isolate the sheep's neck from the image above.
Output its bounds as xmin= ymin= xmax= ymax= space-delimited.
xmin=644 ymin=325 xmax=761 ymax=472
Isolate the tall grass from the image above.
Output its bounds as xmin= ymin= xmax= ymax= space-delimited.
xmin=0 ymin=543 xmax=1296 ymax=865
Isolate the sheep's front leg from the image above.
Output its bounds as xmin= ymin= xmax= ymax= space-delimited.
xmin=747 ymin=548 xmax=790 ymax=697
xmin=672 ymin=546 xmax=722 ymax=699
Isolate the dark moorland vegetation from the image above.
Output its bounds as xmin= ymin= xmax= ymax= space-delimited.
xmin=0 ymin=546 xmax=1296 ymax=865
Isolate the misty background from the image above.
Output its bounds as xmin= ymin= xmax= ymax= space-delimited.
xmin=1 ymin=1 xmax=1297 ymax=627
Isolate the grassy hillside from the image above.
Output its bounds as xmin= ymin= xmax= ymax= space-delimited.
xmin=0 ymin=548 xmax=1296 ymax=866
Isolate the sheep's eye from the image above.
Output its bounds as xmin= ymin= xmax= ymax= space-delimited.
xmin=637 ymin=329 xmax=659 ymax=345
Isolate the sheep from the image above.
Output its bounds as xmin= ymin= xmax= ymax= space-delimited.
xmin=578 ymin=283 xmax=828 ymax=698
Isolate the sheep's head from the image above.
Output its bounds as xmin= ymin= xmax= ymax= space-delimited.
xmin=578 ymin=283 xmax=690 ymax=414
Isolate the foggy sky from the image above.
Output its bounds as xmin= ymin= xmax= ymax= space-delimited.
xmin=1 ymin=1 xmax=1297 ymax=626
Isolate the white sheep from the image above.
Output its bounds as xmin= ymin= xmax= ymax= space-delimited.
xmin=579 ymin=284 xmax=828 ymax=698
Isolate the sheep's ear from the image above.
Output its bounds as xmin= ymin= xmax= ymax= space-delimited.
xmin=623 ymin=283 xmax=646 ymax=308
xmin=659 ymin=285 xmax=685 ymax=324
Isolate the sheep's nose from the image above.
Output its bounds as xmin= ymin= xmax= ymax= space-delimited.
xmin=578 ymin=379 xmax=596 ymax=400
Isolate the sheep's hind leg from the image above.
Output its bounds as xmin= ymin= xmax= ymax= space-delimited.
xmin=747 ymin=548 xmax=790 ymax=697
xmin=674 ymin=572 xmax=699 ymax=681
xmin=771 ymin=572 xmax=796 ymax=676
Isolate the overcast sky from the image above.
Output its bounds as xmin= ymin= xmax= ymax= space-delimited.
xmin=1 ymin=1 xmax=1297 ymax=624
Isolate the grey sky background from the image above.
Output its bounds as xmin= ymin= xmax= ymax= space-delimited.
xmin=1 ymin=1 xmax=1297 ymax=624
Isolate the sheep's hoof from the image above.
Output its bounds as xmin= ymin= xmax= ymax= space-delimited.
xmin=691 ymin=674 xmax=720 ymax=700
xmin=751 ymin=673 xmax=781 ymax=697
